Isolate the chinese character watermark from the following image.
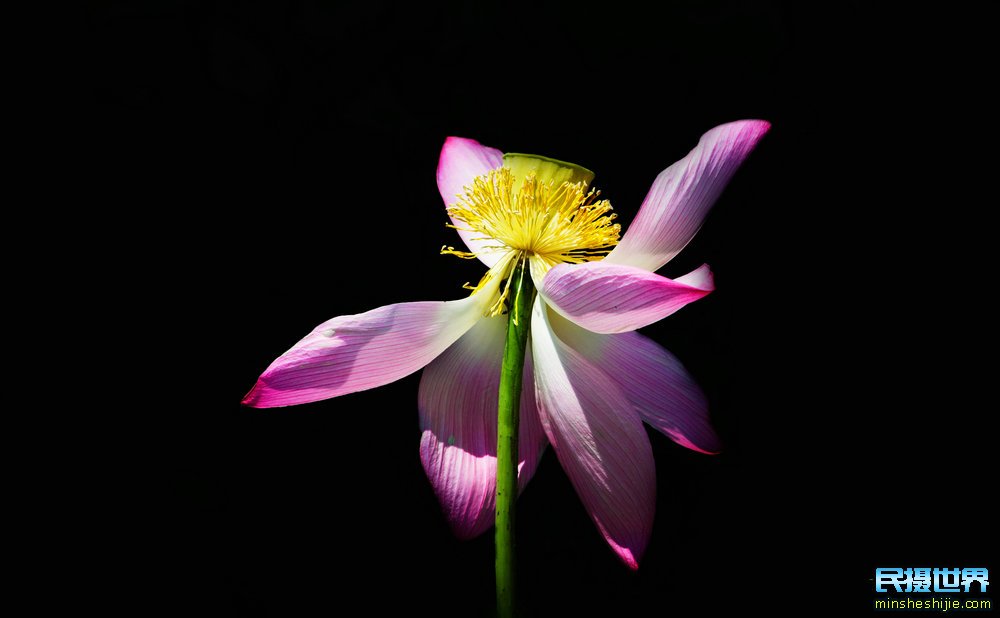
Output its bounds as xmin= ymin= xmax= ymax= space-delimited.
xmin=875 ymin=567 xmax=990 ymax=593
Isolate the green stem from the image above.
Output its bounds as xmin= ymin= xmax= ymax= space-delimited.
xmin=496 ymin=259 xmax=535 ymax=618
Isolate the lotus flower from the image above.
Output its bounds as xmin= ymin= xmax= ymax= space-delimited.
xmin=243 ymin=120 xmax=770 ymax=568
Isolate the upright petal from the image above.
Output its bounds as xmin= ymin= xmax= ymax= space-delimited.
xmin=437 ymin=136 xmax=505 ymax=267
xmin=540 ymin=262 xmax=714 ymax=334
xmin=419 ymin=316 xmax=547 ymax=539
xmin=243 ymin=278 xmax=500 ymax=408
xmin=530 ymin=300 xmax=656 ymax=569
xmin=546 ymin=311 xmax=720 ymax=454
xmin=605 ymin=120 xmax=770 ymax=272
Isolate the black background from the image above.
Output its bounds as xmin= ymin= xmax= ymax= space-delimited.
xmin=87 ymin=1 xmax=993 ymax=616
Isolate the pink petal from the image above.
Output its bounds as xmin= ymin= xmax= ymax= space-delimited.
xmin=546 ymin=311 xmax=720 ymax=454
xmin=605 ymin=120 xmax=771 ymax=272
xmin=419 ymin=316 xmax=547 ymax=539
xmin=437 ymin=136 xmax=505 ymax=268
xmin=530 ymin=300 xmax=656 ymax=570
xmin=242 ymin=282 xmax=498 ymax=408
xmin=540 ymin=262 xmax=714 ymax=334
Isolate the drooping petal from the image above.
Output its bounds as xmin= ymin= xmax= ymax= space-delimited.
xmin=530 ymin=300 xmax=656 ymax=569
xmin=605 ymin=120 xmax=771 ymax=272
xmin=437 ymin=136 xmax=505 ymax=267
xmin=546 ymin=311 xmax=720 ymax=454
xmin=539 ymin=262 xmax=714 ymax=334
xmin=242 ymin=278 xmax=500 ymax=408
xmin=419 ymin=316 xmax=547 ymax=539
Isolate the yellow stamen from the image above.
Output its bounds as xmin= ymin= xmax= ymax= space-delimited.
xmin=442 ymin=166 xmax=620 ymax=316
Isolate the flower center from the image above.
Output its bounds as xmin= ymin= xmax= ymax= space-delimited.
xmin=442 ymin=154 xmax=620 ymax=316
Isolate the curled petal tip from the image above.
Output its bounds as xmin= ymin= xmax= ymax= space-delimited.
xmin=240 ymin=381 xmax=269 ymax=407
xmin=442 ymin=135 xmax=464 ymax=148
xmin=664 ymin=419 xmax=722 ymax=455
xmin=731 ymin=119 xmax=772 ymax=150
xmin=674 ymin=263 xmax=715 ymax=292
xmin=623 ymin=554 xmax=641 ymax=571
xmin=727 ymin=118 xmax=771 ymax=137
xmin=605 ymin=537 xmax=642 ymax=570
xmin=667 ymin=431 xmax=721 ymax=455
